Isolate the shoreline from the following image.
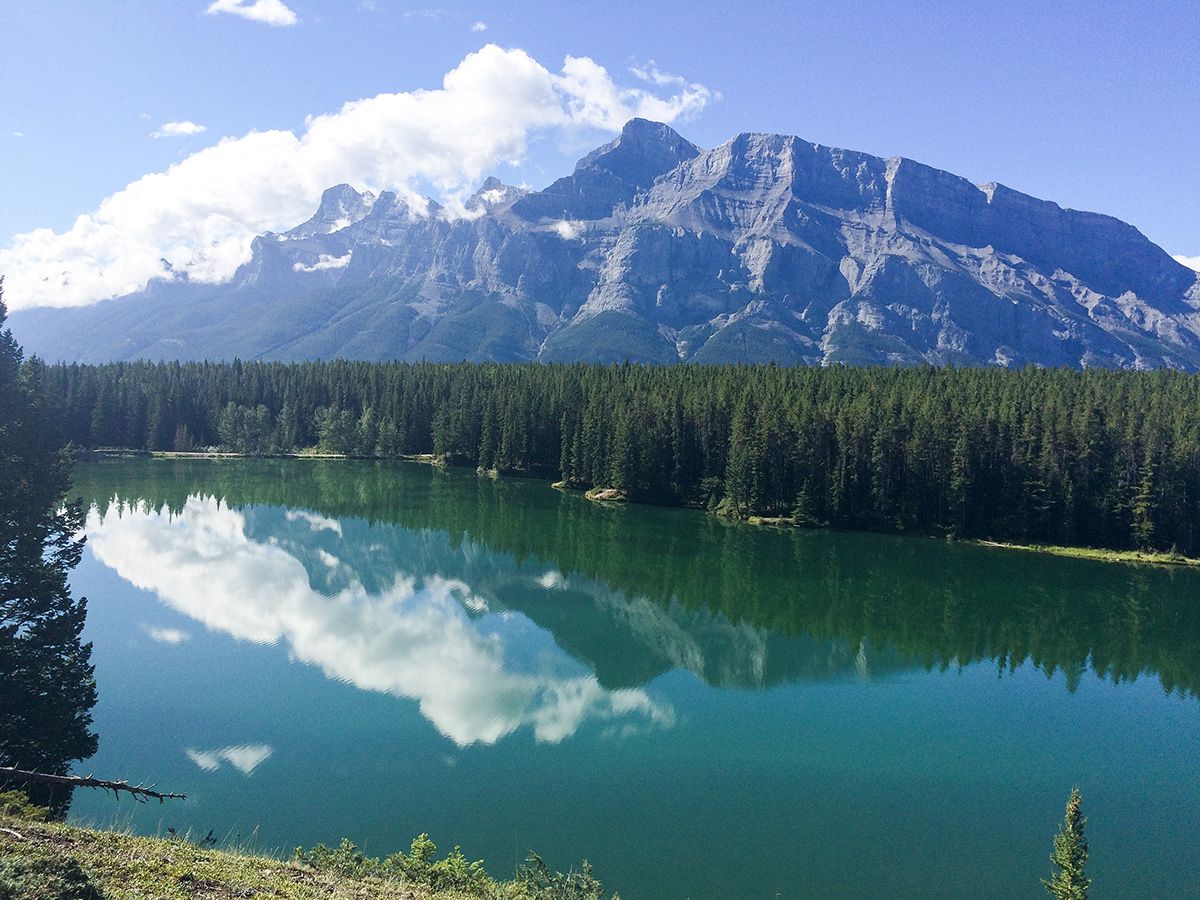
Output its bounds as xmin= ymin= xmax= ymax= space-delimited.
xmin=77 ymin=452 xmax=1200 ymax=569
xmin=0 ymin=801 xmax=590 ymax=899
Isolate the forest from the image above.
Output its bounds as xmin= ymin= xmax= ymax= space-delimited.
xmin=33 ymin=359 xmax=1200 ymax=556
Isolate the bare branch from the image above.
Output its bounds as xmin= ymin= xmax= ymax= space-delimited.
xmin=0 ymin=766 xmax=185 ymax=804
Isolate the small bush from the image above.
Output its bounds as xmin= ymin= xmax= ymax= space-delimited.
xmin=517 ymin=852 xmax=614 ymax=900
xmin=0 ymin=792 xmax=51 ymax=822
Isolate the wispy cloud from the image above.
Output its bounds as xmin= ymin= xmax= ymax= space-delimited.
xmin=205 ymin=0 xmax=299 ymax=27
xmin=11 ymin=131 xmax=24 ymax=139
xmin=152 ymin=120 xmax=208 ymax=139
xmin=0 ymin=45 xmax=714 ymax=310
xmin=630 ymin=60 xmax=688 ymax=88
xmin=403 ymin=8 xmax=447 ymax=19
xmin=1173 ymin=254 xmax=1200 ymax=273
xmin=292 ymin=251 xmax=352 ymax=272
xmin=470 ymin=20 xmax=487 ymax=32
xmin=144 ymin=625 xmax=191 ymax=644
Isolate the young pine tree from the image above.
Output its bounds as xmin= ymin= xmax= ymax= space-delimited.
xmin=1043 ymin=787 xmax=1091 ymax=900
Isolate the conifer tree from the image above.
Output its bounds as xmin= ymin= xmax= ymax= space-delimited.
xmin=0 ymin=280 xmax=98 ymax=815
xmin=1043 ymin=786 xmax=1091 ymax=900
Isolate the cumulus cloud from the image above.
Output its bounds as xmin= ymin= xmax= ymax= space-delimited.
xmin=152 ymin=120 xmax=208 ymax=139
xmin=205 ymin=0 xmax=299 ymax=27
xmin=470 ymin=20 xmax=487 ymax=32
xmin=0 ymin=45 xmax=713 ymax=310
xmin=1174 ymin=254 xmax=1200 ymax=273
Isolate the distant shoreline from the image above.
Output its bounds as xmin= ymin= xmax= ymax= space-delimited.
xmin=75 ymin=451 xmax=1200 ymax=570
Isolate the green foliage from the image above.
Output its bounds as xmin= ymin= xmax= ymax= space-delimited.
xmin=35 ymin=359 xmax=1200 ymax=555
xmin=517 ymin=852 xmax=613 ymax=900
xmin=291 ymin=835 xmax=608 ymax=899
xmin=0 ymin=791 xmax=51 ymax=822
xmin=0 ymin=282 xmax=97 ymax=816
xmin=384 ymin=834 xmax=490 ymax=894
xmin=216 ymin=402 xmax=273 ymax=454
xmin=0 ymin=852 xmax=101 ymax=900
xmin=1043 ymin=787 xmax=1090 ymax=899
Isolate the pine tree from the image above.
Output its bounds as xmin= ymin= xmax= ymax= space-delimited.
xmin=0 ymin=281 xmax=98 ymax=815
xmin=1043 ymin=787 xmax=1091 ymax=899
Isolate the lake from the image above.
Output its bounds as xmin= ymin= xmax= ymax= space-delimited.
xmin=66 ymin=458 xmax=1200 ymax=898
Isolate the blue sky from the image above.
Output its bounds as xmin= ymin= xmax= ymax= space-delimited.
xmin=1 ymin=0 xmax=1197 ymax=308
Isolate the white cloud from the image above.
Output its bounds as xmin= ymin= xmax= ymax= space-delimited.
xmin=187 ymin=744 xmax=273 ymax=774
xmin=552 ymin=219 xmax=583 ymax=240
xmin=630 ymin=60 xmax=686 ymax=88
xmin=292 ymin=251 xmax=352 ymax=272
xmin=0 ymin=45 xmax=713 ymax=310
xmin=11 ymin=131 xmax=24 ymax=139
xmin=144 ymin=625 xmax=190 ymax=644
xmin=205 ymin=0 xmax=299 ymax=27
xmin=152 ymin=121 xmax=208 ymax=139
xmin=470 ymin=20 xmax=487 ymax=32
xmin=1174 ymin=254 xmax=1200 ymax=273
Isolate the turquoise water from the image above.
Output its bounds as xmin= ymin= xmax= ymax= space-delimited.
xmin=66 ymin=459 xmax=1200 ymax=898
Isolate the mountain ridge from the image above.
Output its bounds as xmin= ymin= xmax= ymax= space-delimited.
xmin=10 ymin=118 xmax=1200 ymax=369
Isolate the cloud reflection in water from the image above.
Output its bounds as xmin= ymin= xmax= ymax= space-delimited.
xmin=86 ymin=497 xmax=674 ymax=746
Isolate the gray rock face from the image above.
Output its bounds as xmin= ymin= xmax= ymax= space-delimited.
xmin=11 ymin=117 xmax=1200 ymax=368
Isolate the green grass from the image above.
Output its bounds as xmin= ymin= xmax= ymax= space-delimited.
xmin=738 ymin=515 xmax=1200 ymax=568
xmin=0 ymin=794 xmax=614 ymax=900
xmin=969 ymin=539 xmax=1200 ymax=568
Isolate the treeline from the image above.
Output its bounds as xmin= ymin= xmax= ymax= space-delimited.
xmin=34 ymin=359 xmax=1200 ymax=555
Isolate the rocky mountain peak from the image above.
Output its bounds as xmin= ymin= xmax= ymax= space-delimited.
xmin=286 ymin=184 xmax=377 ymax=239
xmin=466 ymin=177 xmax=527 ymax=212
xmin=512 ymin=118 xmax=699 ymax=223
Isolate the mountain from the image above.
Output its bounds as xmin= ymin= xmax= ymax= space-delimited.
xmin=10 ymin=118 xmax=1200 ymax=368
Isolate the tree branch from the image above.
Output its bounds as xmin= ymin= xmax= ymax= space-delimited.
xmin=0 ymin=766 xmax=185 ymax=803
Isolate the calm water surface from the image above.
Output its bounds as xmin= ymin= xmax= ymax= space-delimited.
xmin=67 ymin=459 xmax=1200 ymax=899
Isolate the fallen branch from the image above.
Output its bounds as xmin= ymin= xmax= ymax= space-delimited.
xmin=0 ymin=766 xmax=185 ymax=804
xmin=0 ymin=826 xmax=24 ymax=840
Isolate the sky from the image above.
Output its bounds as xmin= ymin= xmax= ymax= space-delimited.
xmin=0 ymin=0 xmax=1197 ymax=309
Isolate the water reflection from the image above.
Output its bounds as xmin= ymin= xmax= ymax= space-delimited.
xmin=85 ymin=496 xmax=674 ymax=746
xmin=65 ymin=459 xmax=1200 ymax=900
xmin=186 ymin=744 xmax=273 ymax=775
xmin=75 ymin=458 xmax=1200 ymax=721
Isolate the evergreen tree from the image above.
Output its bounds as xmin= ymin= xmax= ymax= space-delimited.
xmin=0 ymin=281 xmax=98 ymax=815
xmin=1043 ymin=787 xmax=1090 ymax=900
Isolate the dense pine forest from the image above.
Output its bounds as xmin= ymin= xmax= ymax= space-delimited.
xmin=34 ymin=360 xmax=1200 ymax=556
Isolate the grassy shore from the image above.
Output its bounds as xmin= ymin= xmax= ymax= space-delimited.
xmin=0 ymin=795 xmax=608 ymax=900
xmin=741 ymin=513 xmax=1200 ymax=568
xmin=967 ymin=539 xmax=1200 ymax=568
